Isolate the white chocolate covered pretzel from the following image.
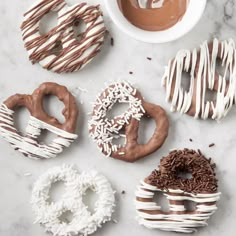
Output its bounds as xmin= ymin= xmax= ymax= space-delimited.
xmin=32 ymin=165 xmax=116 ymax=236
xmin=21 ymin=0 xmax=106 ymax=73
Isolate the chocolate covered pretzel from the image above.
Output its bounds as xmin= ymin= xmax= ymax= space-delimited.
xmin=32 ymin=165 xmax=115 ymax=236
xmin=21 ymin=0 xmax=106 ymax=73
xmin=162 ymin=38 xmax=236 ymax=121
xmin=0 ymin=82 xmax=78 ymax=159
xmin=88 ymin=81 xmax=169 ymax=162
xmin=135 ymin=149 xmax=221 ymax=233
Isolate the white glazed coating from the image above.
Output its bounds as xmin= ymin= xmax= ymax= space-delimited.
xmin=31 ymin=165 xmax=116 ymax=236
xmin=135 ymin=181 xmax=221 ymax=233
xmin=0 ymin=104 xmax=77 ymax=159
xmin=162 ymin=38 xmax=236 ymax=121
xmin=88 ymin=81 xmax=145 ymax=157
xmin=21 ymin=0 xmax=105 ymax=73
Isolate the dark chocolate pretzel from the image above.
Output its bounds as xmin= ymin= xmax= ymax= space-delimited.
xmin=88 ymin=81 xmax=169 ymax=162
xmin=135 ymin=149 xmax=221 ymax=233
xmin=162 ymin=38 xmax=236 ymax=121
xmin=21 ymin=0 xmax=106 ymax=73
xmin=0 ymin=82 xmax=78 ymax=159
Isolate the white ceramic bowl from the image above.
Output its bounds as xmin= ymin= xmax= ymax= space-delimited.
xmin=104 ymin=0 xmax=207 ymax=43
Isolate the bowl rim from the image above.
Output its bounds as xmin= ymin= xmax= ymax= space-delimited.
xmin=104 ymin=0 xmax=207 ymax=44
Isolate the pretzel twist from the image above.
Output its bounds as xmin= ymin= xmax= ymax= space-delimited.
xmin=0 ymin=82 xmax=78 ymax=159
xmin=21 ymin=0 xmax=106 ymax=73
xmin=32 ymin=165 xmax=115 ymax=236
xmin=89 ymin=81 xmax=169 ymax=162
xmin=135 ymin=149 xmax=221 ymax=233
xmin=162 ymin=38 xmax=236 ymax=121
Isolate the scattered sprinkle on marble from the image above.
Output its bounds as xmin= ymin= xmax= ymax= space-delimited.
xmin=189 ymin=138 xmax=193 ymax=142
xmin=147 ymin=57 xmax=152 ymax=60
xmin=129 ymin=71 xmax=133 ymax=74
xmin=77 ymin=87 xmax=88 ymax=93
xmin=24 ymin=173 xmax=32 ymax=176
xmin=198 ymin=149 xmax=202 ymax=155
xmin=121 ymin=190 xmax=126 ymax=194
xmin=209 ymin=143 xmax=215 ymax=148
xmin=111 ymin=37 xmax=114 ymax=46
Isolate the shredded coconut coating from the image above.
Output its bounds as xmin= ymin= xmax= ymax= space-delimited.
xmin=31 ymin=165 xmax=116 ymax=236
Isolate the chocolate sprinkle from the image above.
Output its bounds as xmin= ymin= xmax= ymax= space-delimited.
xmin=189 ymin=138 xmax=193 ymax=142
xmin=129 ymin=71 xmax=133 ymax=74
xmin=121 ymin=190 xmax=126 ymax=194
xmin=145 ymin=148 xmax=218 ymax=194
xmin=111 ymin=37 xmax=114 ymax=46
xmin=147 ymin=57 xmax=152 ymax=60
xmin=209 ymin=143 xmax=215 ymax=148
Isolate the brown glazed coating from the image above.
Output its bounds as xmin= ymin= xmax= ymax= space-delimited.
xmin=3 ymin=82 xmax=78 ymax=133
xmin=164 ymin=42 xmax=231 ymax=118
xmin=145 ymin=149 xmax=218 ymax=194
xmin=111 ymin=100 xmax=169 ymax=162
xmin=117 ymin=0 xmax=188 ymax=31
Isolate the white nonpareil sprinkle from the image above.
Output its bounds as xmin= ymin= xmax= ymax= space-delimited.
xmin=31 ymin=165 xmax=116 ymax=236
xmin=88 ymin=81 xmax=145 ymax=156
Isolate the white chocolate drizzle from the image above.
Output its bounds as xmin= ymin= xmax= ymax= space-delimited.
xmin=31 ymin=165 xmax=115 ymax=236
xmin=162 ymin=38 xmax=236 ymax=121
xmin=0 ymin=104 xmax=77 ymax=159
xmin=88 ymin=81 xmax=145 ymax=157
xmin=135 ymin=181 xmax=221 ymax=233
xmin=138 ymin=0 xmax=165 ymax=8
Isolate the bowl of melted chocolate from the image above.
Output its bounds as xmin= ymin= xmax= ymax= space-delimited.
xmin=104 ymin=0 xmax=206 ymax=43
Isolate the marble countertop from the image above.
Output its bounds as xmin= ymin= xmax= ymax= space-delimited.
xmin=0 ymin=0 xmax=236 ymax=235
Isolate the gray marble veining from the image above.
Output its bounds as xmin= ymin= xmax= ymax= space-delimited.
xmin=0 ymin=0 xmax=235 ymax=236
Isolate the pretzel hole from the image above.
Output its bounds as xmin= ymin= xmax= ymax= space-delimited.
xmin=177 ymin=170 xmax=192 ymax=180
xmin=138 ymin=117 xmax=156 ymax=144
xmin=39 ymin=11 xmax=58 ymax=35
xmin=38 ymin=129 xmax=57 ymax=145
xmin=48 ymin=181 xmax=65 ymax=203
xmin=204 ymin=89 xmax=217 ymax=103
xmin=73 ymin=20 xmax=87 ymax=42
xmin=107 ymin=102 xmax=130 ymax=120
xmin=50 ymin=41 xmax=63 ymax=56
xmin=13 ymin=107 xmax=30 ymax=135
xmin=59 ymin=210 xmax=74 ymax=224
xmin=216 ymin=58 xmax=230 ymax=80
xmin=111 ymin=131 xmax=126 ymax=147
xmin=82 ymin=188 xmax=98 ymax=214
xmin=183 ymin=200 xmax=197 ymax=212
xmin=153 ymin=191 xmax=170 ymax=213
xmin=43 ymin=95 xmax=65 ymax=124
xmin=181 ymin=71 xmax=191 ymax=93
